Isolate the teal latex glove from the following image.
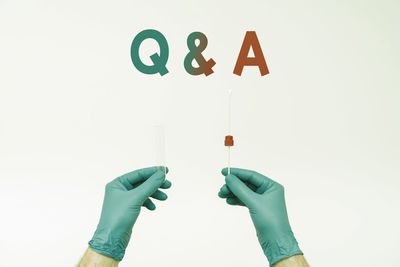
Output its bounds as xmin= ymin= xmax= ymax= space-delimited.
xmin=89 ymin=166 xmax=171 ymax=260
xmin=218 ymin=168 xmax=302 ymax=266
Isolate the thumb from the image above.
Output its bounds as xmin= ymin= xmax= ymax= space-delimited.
xmin=225 ymin=174 xmax=256 ymax=207
xmin=135 ymin=171 xmax=165 ymax=201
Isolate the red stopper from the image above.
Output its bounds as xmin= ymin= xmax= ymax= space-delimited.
xmin=225 ymin=135 xmax=234 ymax=146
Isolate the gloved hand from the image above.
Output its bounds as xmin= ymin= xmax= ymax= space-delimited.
xmin=218 ymin=168 xmax=302 ymax=266
xmin=89 ymin=166 xmax=171 ymax=260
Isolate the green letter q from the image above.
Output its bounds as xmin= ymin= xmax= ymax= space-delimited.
xmin=130 ymin=29 xmax=169 ymax=76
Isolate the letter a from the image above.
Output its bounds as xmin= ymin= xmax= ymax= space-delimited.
xmin=233 ymin=31 xmax=269 ymax=76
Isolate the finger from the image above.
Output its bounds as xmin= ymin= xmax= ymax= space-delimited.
xmin=143 ymin=198 xmax=156 ymax=210
xmin=160 ymin=179 xmax=172 ymax=189
xmin=221 ymin=167 xmax=274 ymax=189
xmin=218 ymin=184 xmax=234 ymax=198
xmin=129 ymin=178 xmax=172 ymax=190
xmin=157 ymin=166 xmax=168 ymax=174
xmin=218 ymin=190 xmax=234 ymax=198
xmin=118 ymin=166 xmax=169 ymax=189
xmin=134 ymin=171 xmax=165 ymax=201
xmin=226 ymin=197 xmax=245 ymax=206
xmin=225 ymin=174 xmax=256 ymax=206
xmin=219 ymin=180 xmax=260 ymax=199
xmin=151 ymin=190 xmax=168 ymax=201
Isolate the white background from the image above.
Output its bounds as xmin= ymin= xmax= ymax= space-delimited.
xmin=1 ymin=0 xmax=399 ymax=266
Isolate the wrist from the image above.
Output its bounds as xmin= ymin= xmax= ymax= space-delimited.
xmin=88 ymin=227 xmax=132 ymax=261
xmin=78 ymin=247 xmax=119 ymax=267
xmin=258 ymin=230 xmax=303 ymax=266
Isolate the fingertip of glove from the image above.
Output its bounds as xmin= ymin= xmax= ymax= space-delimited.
xmin=226 ymin=198 xmax=234 ymax=205
xmin=221 ymin=168 xmax=228 ymax=175
xmin=162 ymin=179 xmax=172 ymax=189
xmin=156 ymin=166 xmax=169 ymax=174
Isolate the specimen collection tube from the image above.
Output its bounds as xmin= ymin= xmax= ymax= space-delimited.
xmin=154 ymin=125 xmax=166 ymax=174
xmin=225 ymin=90 xmax=234 ymax=175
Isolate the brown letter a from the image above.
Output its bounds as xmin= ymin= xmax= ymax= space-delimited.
xmin=233 ymin=31 xmax=269 ymax=76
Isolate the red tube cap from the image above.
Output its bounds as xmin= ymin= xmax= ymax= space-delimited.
xmin=225 ymin=135 xmax=234 ymax=146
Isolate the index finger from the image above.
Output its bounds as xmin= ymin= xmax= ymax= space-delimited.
xmin=118 ymin=166 xmax=169 ymax=189
xmin=221 ymin=167 xmax=274 ymax=188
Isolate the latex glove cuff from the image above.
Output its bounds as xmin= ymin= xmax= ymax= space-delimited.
xmin=260 ymin=231 xmax=303 ymax=266
xmin=88 ymin=229 xmax=129 ymax=261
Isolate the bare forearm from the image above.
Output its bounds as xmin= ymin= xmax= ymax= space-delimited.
xmin=272 ymin=255 xmax=309 ymax=267
xmin=78 ymin=247 xmax=119 ymax=267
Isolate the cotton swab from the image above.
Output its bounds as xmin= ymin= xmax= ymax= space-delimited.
xmin=224 ymin=90 xmax=234 ymax=175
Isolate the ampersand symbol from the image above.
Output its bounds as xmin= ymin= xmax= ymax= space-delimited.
xmin=184 ymin=32 xmax=216 ymax=76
